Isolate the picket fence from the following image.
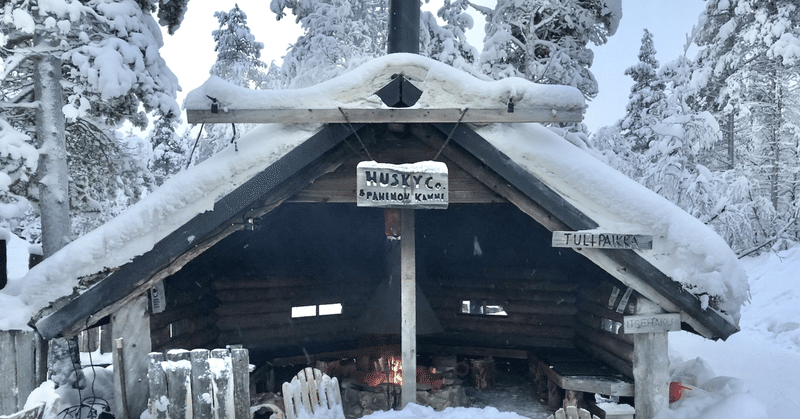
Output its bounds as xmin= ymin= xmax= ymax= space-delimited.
xmin=148 ymin=348 xmax=250 ymax=419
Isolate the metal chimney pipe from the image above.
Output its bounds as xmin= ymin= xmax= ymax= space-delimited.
xmin=387 ymin=0 xmax=420 ymax=54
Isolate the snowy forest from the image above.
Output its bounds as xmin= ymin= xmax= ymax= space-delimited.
xmin=1 ymin=0 xmax=798 ymax=260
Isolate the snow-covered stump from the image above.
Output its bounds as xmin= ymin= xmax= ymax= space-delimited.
xmin=148 ymin=348 xmax=250 ymax=419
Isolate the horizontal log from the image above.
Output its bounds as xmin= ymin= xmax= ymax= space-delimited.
xmin=427 ymin=292 xmax=578 ymax=309
xmin=573 ymin=338 xmax=633 ymax=380
xmin=573 ymin=324 xmax=633 ymax=364
xmin=421 ymin=332 xmax=574 ymax=350
xmin=215 ymin=286 xmax=374 ymax=304
xmin=152 ymin=325 xmax=219 ymax=352
xmin=216 ymin=312 xmax=359 ymax=330
xmin=186 ymin=107 xmax=583 ymax=125
xmin=151 ymin=298 xmax=219 ymax=330
xmin=575 ymin=311 xmax=633 ymax=345
xmin=442 ymin=322 xmax=575 ymax=341
xmin=434 ymin=310 xmax=574 ymax=328
xmin=577 ymin=300 xmax=626 ymax=324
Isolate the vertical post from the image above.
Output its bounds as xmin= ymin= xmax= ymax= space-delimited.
xmin=112 ymin=295 xmax=151 ymax=419
xmin=147 ymin=352 xmax=168 ymax=419
xmin=400 ymin=208 xmax=416 ymax=408
xmin=191 ymin=349 xmax=213 ymax=419
xmin=633 ymin=297 xmax=669 ymax=419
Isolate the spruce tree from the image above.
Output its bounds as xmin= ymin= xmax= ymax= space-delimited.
xmin=619 ymin=29 xmax=665 ymax=152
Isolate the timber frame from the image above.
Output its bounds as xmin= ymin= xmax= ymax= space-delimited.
xmin=35 ymin=122 xmax=738 ymax=341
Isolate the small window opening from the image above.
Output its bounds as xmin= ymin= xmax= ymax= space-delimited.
xmin=291 ymin=303 xmax=343 ymax=318
xmin=461 ymin=300 xmax=507 ymax=316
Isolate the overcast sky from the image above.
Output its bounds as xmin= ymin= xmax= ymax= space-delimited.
xmin=160 ymin=1 xmax=708 ymax=134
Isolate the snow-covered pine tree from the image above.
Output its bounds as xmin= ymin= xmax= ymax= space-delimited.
xmin=689 ymin=0 xmax=800 ymax=249
xmin=0 ymin=0 xmax=186 ymax=252
xmin=270 ymin=0 xmax=389 ymax=88
xmin=420 ymin=0 xmax=481 ymax=77
xmin=149 ymin=112 xmax=188 ymax=186
xmin=619 ymin=29 xmax=665 ymax=153
xmin=475 ymin=0 xmax=621 ymax=100
xmin=195 ymin=4 xmax=269 ymax=162
xmin=210 ymin=4 xmax=268 ymax=89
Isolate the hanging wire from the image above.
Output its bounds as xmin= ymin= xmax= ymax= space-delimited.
xmin=230 ymin=123 xmax=238 ymax=152
xmin=432 ymin=108 xmax=468 ymax=161
xmin=338 ymin=107 xmax=375 ymax=161
xmin=187 ymin=123 xmax=205 ymax=169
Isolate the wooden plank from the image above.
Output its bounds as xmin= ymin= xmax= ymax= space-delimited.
xmin=552 ymin=231 xmax=653 ymax=250
xmin=35 ymin=123 xmax=363 ymax=340
xmin=231 ymin=348 xmax=250 ymax=419
xmin=186 ymin=107 xmax=584 ymax=125
xmin=0 ymin=332 xmax=17 ymax=415
xmin=356 ymin=161 xmax=448 ymax=209
xmin=165 ymin=350 xmax=191 ymax=419
xmin=400 ymin=208 xmax=417 ymax=408
xmin=147 ymin=352 xmax=168 ymax=419
xmin=14 ymin=331 xmax=36 ymax=413
xmin=112 ymin=296 xmax=151 ymax=419
xmin=211 ymin=349 xmax=234 ymax=419
xmin=623 ymin=313 xmax=681 ymax=334
xmin=191 ymin=350 xmax=213 ymax=419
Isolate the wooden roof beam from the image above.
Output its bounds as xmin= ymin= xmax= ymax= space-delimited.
xmin=186 ymin=107 xmax=583 ymax=125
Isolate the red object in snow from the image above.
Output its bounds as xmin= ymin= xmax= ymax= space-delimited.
xmin=669 ymin=381 xmax=694 ymax=403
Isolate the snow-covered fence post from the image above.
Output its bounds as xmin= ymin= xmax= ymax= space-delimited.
xmin=148 ymin=348 xmax=249 ymax=419
xmin=190 ymin=349 xmax=213 ymax=419
xmin=147 ymin=352 xmax=168 ymax=419
xmin=0 ymin=331 xmax=45 ymax=415
xmin=211 ymin=349 xmax=234 ymax=419
xmin=231 ymin=348 xmax=250 ymax=419
xmin=165 ymin=350 xmax=191 ymax=419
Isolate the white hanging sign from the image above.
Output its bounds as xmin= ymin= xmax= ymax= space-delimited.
xmin=357 ymin=161 xmax=448 ymax=209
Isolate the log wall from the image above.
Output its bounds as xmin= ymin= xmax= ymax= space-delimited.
xmin=212 ymin=271 xmax=380 ymax=350
xmin=150 ymin=269 xmax=220 ymax=352
xmin=573 ymin=280 xmax=636 ymax=378
xmin=422 ymin=269 xmax=579 ymax=349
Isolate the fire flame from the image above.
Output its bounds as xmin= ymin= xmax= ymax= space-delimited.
xmin=364 ymin=354 xmax=403 ymax=386
xmin=363 ymin=354 xmax=443 ymax=390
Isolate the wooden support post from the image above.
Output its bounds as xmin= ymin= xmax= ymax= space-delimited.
xmin=400 ymin=208 xmax=416 ymax=408
xmin=633 ymin=298 xmax=668 ymax=419
xmin=112 ymin=295 xmax=151 ymax=419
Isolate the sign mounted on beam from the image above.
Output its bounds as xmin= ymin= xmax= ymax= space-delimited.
xmin=552 ymin=231 xmax=653 ymax=250
xmin=357 ymin=161 xmax=448 ymax=209
xmin=623 ymin=313 xmax=681 ymax=334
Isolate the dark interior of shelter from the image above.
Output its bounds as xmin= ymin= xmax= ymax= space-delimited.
xmin=149 ymin=200 xmax=638 ymax=416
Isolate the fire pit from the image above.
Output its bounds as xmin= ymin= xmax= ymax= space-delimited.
xmin=314 ymin=344 xmax=468 ymax=417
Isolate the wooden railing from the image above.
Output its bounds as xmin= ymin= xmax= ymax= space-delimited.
xmin=147 ymin=347 xmax=250 ymax=419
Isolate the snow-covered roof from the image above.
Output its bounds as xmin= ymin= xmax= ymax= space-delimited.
xmin=2 ymin=53 xmax=747 ymax=339
xmin=184 ymin=53 xmax=584 ymax=118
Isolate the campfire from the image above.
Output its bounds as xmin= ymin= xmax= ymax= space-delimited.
xmin=313 ymin=344 xmax=468 ymax=416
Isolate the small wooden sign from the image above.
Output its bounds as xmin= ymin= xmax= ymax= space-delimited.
xmin=357 ymin=161 xmax=448 ymax=209
xmin=623 ymin=313 xmax=681 ymax=334
xmin=552 ymin=231 xmax=653 ymax=250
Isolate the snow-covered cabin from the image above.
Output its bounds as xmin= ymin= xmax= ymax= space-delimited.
xmin=13 ymin=53 xmax=747 ymax=419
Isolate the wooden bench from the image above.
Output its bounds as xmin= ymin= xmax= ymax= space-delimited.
xmin=529 ymin=348 xmax=634 ymax=412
